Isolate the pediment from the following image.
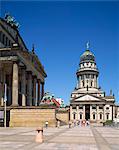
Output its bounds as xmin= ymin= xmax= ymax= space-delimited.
xmin=74 ymin=94 xmax=105 ymax=102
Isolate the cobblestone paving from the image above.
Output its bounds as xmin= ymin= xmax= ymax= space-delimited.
xmin=0 ymin=126 xmax=119 ymax=150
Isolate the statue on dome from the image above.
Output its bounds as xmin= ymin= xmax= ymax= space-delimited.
xmin=86 ymin=41 xmax=90 ymax=50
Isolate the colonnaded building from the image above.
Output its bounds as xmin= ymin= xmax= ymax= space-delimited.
xmin=70 ymin=43 xmax=119 ymax=123
xmin=0 ymin=14 xmax=54 ymax=127
xmin=0 ymin=14 xmax=69 ymax=127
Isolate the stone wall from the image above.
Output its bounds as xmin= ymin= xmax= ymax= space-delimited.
xmin=10 ymin=108 xmax=56 ymax=127
xmin=56 ymin=110 xmax=69 ymax=125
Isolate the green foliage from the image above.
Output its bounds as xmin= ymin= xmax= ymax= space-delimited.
xmin=103 ymin=120 xmax=113 ymax=126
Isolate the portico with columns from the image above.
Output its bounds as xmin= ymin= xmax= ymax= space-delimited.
xmin=0 ymin=50 xmax=46 ymax=107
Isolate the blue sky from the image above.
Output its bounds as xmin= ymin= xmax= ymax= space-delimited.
xmin=1 ymin=1 xmax=119 ymax=105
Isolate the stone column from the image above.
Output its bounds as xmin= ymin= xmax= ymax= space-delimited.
xmin=90 ymin=105 xmax=92 ymax=120
xmin=83 ymin=105 xmax=85 ymax=120
xmin=0 ymin=68 xmax=4 ymax=106
xmin=33 ymin=76 xmax=37 ymax=106
xmin=41 ymin=82 xmax=44 ymax=99
xmin=96 ymin=105 xmax=99 ymax=122
xmin=94 ymin=75 xmax=96 ymax=88
xmin=84 ymin=75 xmax=86 ymax=88
xmin=70 ymin=105 xmax=73 ymax=120
xmin=12 ymin=62 xmax=19 ymax=106
xmin=113 ymin=106 xmax=115 ymax=119
xmin=27 ymin=71 xmax=32 ymax=106
xmin=37 ymin=79 xmax=41 ymax=105
xmin=76 ymin=105 xmax=79 ymax=120
xmin=103 ymin=105 xmax=105 ymax=121
xmin=21 ymin=68 xmax=26 ymax=106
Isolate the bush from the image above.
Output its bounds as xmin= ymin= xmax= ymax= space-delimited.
xmin=104 ymin=120 xmax=113 ymax=126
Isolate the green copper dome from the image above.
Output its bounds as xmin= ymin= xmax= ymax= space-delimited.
xmin=80 ymin=50 xmax=95 ymax=63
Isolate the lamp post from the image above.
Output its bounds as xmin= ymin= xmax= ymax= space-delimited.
xmin=4 ymin=83 xmax=7 ymax=128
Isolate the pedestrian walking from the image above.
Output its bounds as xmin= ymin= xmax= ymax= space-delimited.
xmin=45 ymin=121 xmax=48 ymax=128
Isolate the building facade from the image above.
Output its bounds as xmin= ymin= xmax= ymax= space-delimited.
xmin=0 ymin=15 xmax=47 ymax=108
xmin=70 ymin=44 xmax=116 ymax=123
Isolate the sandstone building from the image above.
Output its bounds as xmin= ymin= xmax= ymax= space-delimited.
xmin=0 ymin=14 xmax=49 ymax=127
xmin=70 ymin=43 xmax=117 ymax=123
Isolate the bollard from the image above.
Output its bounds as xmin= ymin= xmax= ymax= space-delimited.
xmin=69 ymin=121 xmax=72 ymax=128
xmin=35 ymin=127 xmax=43 ymax=143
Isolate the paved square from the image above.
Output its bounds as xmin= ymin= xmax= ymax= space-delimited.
xmin=0 ymin=126 xmax=119 ymax=150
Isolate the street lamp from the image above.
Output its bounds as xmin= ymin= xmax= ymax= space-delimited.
xmin=4 ymin=83 xmax=7 ymax=128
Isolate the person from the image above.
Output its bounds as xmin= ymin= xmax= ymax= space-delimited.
xmin=86 ymin=120 xmax=90 ymax=126
xmin=45 ymin=121 xmax=48 ymax=128
xmin=57 ymin=120 xmax=60 ymax=128
xmin=74 ymin=120 xmax=76 ymax=127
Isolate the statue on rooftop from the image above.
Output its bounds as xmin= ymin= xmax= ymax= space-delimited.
xmin=5 ymin=13 xmax=20 ymax=29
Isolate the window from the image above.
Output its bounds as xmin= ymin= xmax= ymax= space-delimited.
xmin=91 ymin=74 xmax=94 ymax=79
xmin=73 ymin=113 xmax=76 ymax=120
xmin=80 ymin=114 xmax=82 ymax=119
xmin=9 ymin=40 xmax=11 ymax=46
xmin=2 ymin=34 xmax=5 ymax=44
xmin=86 ymin=74 xmax=90 ymax=78
xmin=93 ymin=114 xmax=95 ymax=120
xmin=106 ymin=114 xmax=109 ymax=120
xmin=82 ymin=80 xmax=84 ymax=87
xmin=100 ymin=114 xmax=102 ymax=119
xmin=91 ymin=81 xmax=93 ymax=87
xmin=81 ymin=75 xmax=84 ymax=80
xmin=6 ymin=37 xmax=8 ymax=46
xmin=106 ymin=107 xmax=109 ymax=110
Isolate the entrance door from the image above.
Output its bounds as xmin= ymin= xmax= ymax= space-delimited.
xmin=85 ymin=104 xmax=90 ymax=120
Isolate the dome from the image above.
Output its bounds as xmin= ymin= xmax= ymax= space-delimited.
xmin=80 ymin=50 xmax=95 ymax=63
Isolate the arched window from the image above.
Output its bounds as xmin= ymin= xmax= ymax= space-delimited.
xmin=91 ymin=74 xmax=94 ymax=79
xmin=2 ymin=34 xmax=5 ymax=44
xmin=86 ymin=74 xmax=89 ymax=78
xmin=91 ymin=81 xmax=93 ymax=87
xmin=100 ymin=113 xmax=102 ymax=120
xmin=73 ymin=113 xmax=76 ymax=120
xmin=80 ymin=113 xmax=82 ymax=119
xmin=93 ymin=114 xmax=95 ymax=120
xmin=106 ymin=114 xmax=109 ymax=120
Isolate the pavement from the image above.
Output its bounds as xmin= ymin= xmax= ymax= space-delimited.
xmin=0 ymin=125 xmax=119 ymax=150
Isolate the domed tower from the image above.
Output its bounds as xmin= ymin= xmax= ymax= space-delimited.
xmin=70 ymin=42 xmax=115 ymax=122
xmin=76 ymin=42 xmax=99 ymax=90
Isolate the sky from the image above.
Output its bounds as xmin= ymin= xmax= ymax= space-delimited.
xmin=0 ymin=1 xmax=119 ymax=105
